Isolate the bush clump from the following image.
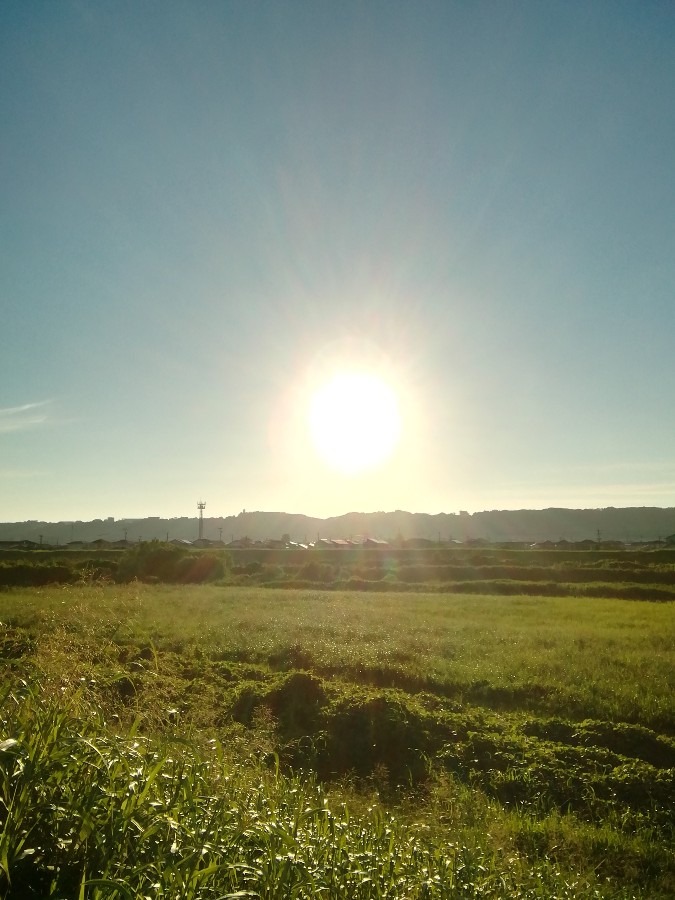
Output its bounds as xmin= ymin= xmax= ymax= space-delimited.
xmin=0 ymin=563 xmax=74 ymax=588
xmin=117 ymin=542 xmax=225 ymax=583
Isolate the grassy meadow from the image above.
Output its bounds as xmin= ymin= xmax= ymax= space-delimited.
xmin=0 ymin=575 xmax=674 ymax=897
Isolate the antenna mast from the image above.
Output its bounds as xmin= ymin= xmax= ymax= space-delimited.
xmin=198 ymin=501 xmax=206 ymax=540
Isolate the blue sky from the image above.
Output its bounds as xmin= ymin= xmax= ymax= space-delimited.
xmin=2 ymin=1 xmax=674 ymax=521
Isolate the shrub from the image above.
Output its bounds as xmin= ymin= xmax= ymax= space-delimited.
xmin=174 ymin=553 xmax=225 ymax=583
xmin=0 ymin=563 xmax=74 ymax=588
xmin=298 ymin=561 xmax=335 ymax=582
xmin=117 ymin=541 xmax=187 ymax=582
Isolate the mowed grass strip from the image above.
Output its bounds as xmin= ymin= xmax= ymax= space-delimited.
xmin=2 ymin=583 xmax=674 ymax=729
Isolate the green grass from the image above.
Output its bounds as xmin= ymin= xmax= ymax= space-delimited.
xmin=5 ymin=583 xmax=673 ymax=727
xmin=1 ymin=582 xmax=674 ymax=897
xmin=0 ymin=681 xmax=657 ymax=899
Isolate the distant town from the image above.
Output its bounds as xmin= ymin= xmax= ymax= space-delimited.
xmin=1 ymin=505 xmax=675 ymax=550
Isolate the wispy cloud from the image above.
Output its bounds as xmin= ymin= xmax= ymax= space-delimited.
xmin=0 ymin=401 xmax=51 ymax=434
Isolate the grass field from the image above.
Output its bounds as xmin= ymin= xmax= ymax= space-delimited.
xmin=1 ymin=581 xmax=674 ymax=897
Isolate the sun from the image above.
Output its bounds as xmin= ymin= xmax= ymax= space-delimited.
xmin=308 ymin=370 xmax=401 ymax=474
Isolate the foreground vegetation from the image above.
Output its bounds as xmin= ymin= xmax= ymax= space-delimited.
xmin=0 ymin=580 xmax=673 ymax=897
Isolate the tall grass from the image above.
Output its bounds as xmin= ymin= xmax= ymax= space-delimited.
xmin=0 ymin=681 xmax=613 ymax=899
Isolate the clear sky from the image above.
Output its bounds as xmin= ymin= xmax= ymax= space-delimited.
xmin=2 ymin=1 xmax=674 ymax=522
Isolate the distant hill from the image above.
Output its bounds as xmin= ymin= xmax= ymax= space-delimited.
xmin=2 ymin=507 xmax=675 ymax=545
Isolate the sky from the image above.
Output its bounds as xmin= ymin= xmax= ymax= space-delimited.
xmin=2 ymin=1 xmax=675 ymax=522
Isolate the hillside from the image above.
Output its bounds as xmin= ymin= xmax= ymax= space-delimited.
xmin=2 ymin=506 xmax=675 ymax=545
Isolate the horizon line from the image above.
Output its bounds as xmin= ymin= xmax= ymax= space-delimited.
xmin=3 ymin=503 xmax=675 ymax=526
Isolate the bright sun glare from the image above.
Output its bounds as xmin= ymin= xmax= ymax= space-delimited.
xmin=309 ymin=371 xmax=401 ymax=475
